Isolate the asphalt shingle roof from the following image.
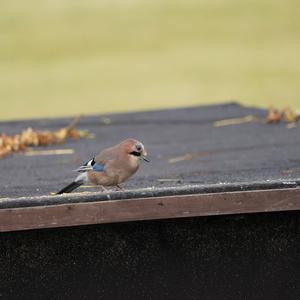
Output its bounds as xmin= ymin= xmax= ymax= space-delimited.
xmin=1 ymin=103 xmax=299 ymax=199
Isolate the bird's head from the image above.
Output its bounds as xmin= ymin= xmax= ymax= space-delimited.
xmin=122 ymin=138 xmax=149 ymax=162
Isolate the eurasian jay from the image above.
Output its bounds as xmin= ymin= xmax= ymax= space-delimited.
xmin=57 ymin=138 xmax=149 ymax=194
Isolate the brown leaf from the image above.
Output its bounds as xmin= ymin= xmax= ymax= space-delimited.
xmin=266 ymin=107 xmax=281 ymax=123
xmin=282 ymin=107 xmax=297 ymax=123
xmin=54 ymin=128 xmax=68 ymax=143
xmin=0 ymin=147 xmax=11 ymax=158
xmin=0 ymin=116 xmax=91 ymax=159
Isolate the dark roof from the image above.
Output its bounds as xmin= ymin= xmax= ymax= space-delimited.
xmin=1 ymin=102 xmax=300 ymax=200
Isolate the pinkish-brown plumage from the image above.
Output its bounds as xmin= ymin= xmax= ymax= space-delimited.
xmin=57 ymin=138 xmax=148 ymax=194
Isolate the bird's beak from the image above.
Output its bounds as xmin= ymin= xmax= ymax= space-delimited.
xmin=142 ymin=151 xmax=149 ymax=162
xmin=142 ymin=156 xmax=150 ymax=162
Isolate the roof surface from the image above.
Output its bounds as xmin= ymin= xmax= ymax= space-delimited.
xmin=1 ymin=103 xmax=300 ymax=199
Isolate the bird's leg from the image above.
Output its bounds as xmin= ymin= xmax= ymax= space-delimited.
xmin=100 ymin=185 xmax=108 ymax=192
xmin=116 ymin=184 xmax=125 ymax=191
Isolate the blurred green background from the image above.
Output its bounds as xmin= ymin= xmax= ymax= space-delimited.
xmin=1 ymin=0 xmax=299 ymax=120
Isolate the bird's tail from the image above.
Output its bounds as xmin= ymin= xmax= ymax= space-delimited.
xmin=57 ymin=180 xmax=83 ymax=194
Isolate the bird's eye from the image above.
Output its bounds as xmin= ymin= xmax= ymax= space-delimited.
xmin=136 ymin=144 xmax=142 ymax=151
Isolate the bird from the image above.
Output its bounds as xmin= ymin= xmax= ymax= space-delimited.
xmin=57 ymin=138 xmax=149 ymax=194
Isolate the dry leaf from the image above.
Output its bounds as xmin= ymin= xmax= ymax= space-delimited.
xmin=266 ymin=107 xmax=281 ymax=123
xmin=0 ymin=116 xmax=90 ymax=159
xmin=282 ymin=107 xmax=298 ymax=123
xmin=266 ymin=106 xmax=299 ymax=125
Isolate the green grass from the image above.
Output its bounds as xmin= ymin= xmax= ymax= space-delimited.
xmin=1 ymin=0 xmax=299 ymax=120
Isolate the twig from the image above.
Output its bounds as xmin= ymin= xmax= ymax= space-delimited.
xmin=168 ymin=151 xmax=211 ymax=163
xmin=25 ymin=149 xmax=74 ymax=156
xmin=213 ymin=115 xmax=257 ymax=127
xmin=157 ymin=178 xmax=182 ymax=182
xmin=66 ymin=115 xmax=82 ymax=132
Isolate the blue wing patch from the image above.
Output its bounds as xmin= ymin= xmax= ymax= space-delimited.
xmin=92 ymin=162 xmax=105 ymax=172
xmin=74 ymin=158 xmax=105 ymax=172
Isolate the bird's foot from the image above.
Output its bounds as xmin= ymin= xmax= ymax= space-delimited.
xmin=100 ymin=185 xmax=108 ymax=192
xmin=116 ymin=184 xmax=125 ymax=191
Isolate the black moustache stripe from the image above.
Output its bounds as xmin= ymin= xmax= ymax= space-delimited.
xmin=130 ymin=151 xmax=141 ymax=157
